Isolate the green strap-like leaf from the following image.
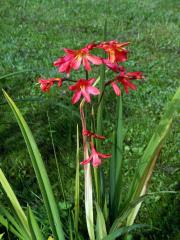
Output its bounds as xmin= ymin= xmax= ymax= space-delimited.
xmin=3 ymin=90 xmax=65 ymax=240
xmin=27 ymin=207 xmax=43 ymax=240
xmin=0 ymin=205 xmax=29 ymax=239
xmin=0 ymin=215 xmax=25 ymax=240
xmin=110 ymin=195 xmax=147 ymax=232
xmin=126 ymin=87 xmax=180 ymax=225
xmin=84 ymin=163 xmax=95 ymax=240
xmin=103 ymin=224 xmax=147 ymax=240
xmin=95 ymin=202 xmax=107 ymax=240
xmin=0 ymin=169 xmax=30 ymax=238
xmin=110 ymin=95 xmax=124 ymax=220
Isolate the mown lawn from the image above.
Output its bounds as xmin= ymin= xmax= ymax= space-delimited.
xmin=0 ymin=0 xmax=179 ymax=239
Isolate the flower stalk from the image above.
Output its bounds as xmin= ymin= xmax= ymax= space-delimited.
xmin=80 ymin=100 xmax=95 ymax=240
xmin=37 ymin=38 xmax=144 ymax=238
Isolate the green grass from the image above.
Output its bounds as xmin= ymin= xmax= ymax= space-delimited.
xmin=0 ymin=0 xmax=179 ymax=239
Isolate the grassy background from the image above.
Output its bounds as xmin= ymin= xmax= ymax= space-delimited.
xmin=0 ymin=0 xmax=179 ymax=239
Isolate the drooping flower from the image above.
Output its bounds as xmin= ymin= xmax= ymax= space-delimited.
xmin=110 ymin=71 xmax=144 ymax=96
xmin=98 ymin=40 xmax=129 ymax=63
xmin=102 ymin=59 xmax=124 ymax=72
xmin=69 ymin=78 xmax=100 ymax=104
xmin=38 ymin=78 xmax=63 ymax=92
xmin=80 ymin=143 xmax=111 ymax=167
xmin=82 ymin=129 xmax=105 ymax=140
xmin=54 ymin=43 xmax=102 ymax=76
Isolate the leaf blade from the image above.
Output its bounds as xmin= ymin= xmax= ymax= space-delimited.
xmin=110 ymin=96 xmax=124 ymax=220
xmin=95 ymin=202 xmax=107 ymax=240
xmin=126 ymin=87 xmax=180 ymax=225
xmin=103 ymin=224 xmax=147 ymax=240
xmin=3 ymin=90 xmax=65 ymax=240
xmin=27 ymin=207 xmax=43 ymax=240
xmin=0 ymin=169 xmax=30 ymax=237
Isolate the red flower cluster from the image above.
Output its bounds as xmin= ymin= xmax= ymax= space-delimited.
xmin=38 ymin=40 xmax=144 ymax=167
xmin=39 ymin=40 xmax=144 ymax=102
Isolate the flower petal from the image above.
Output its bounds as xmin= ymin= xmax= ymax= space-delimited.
xmin=86 ymin=86 xmax=100 ymax=95
xmin=64 ymin=48 xmax=75 ymax=55
xmin=93 ymin=133 xmax=106 ymax=140
xmin=82 ymin=129 xmax=92 ymax=137
xmin=127 ymin=81 xmax=137 ymax=90
xmin=126 ymin=72 xmax=143 ymax=79
xmin=97 ymin=152 xmax=112 ymax=159
xmin=71 ymin=57 xmax=82 ymax=70
xmin=87 ymin=78 xmax=96 ymax=85
xmin=72 ymin=91 xmax=82 ymax=104
xmin=81 ymin=88 xmax=91 ymax=103
xmin=58 ymin=61 xmax=71 ymax=73
xmin=109 ymin=51 xmax=116 ymax=63
xmin=82 ymin=57 xmax=91 ymax=71
xmin=92 ymin=154 xmax=102 ymax=167
xmin=115 ymin=50 xmax=128 ymax=62
xmin=58 ymin=81 xmax=62 ymax=87
xmin=111 ymin=82 xmax=121 ymax=96
xmin=102 ymin=59 xmax=122 ymax=72
xmin=80 ymin=155 xmax=92 ymax=165
xmin=86 ymin=54 xmax=102 ymax=65
xmin=39 ymin=79 xmax=54 ymax=92
xmin=82 ymin=129 xmax=105 ymax=140
xmin=121 ymin=80 xmax=137 ymax=93
xmin=118 ymin=42 xmax=130 ymax=47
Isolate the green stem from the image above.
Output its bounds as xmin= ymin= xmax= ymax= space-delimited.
xmin=95 ymin=20 xmax=107 ymax=208
xmin=93 ymin=168 xmax=101 ymax=205
xmin=74 ymin=125 xmax=80 ymax=233
xmin=95 ymin=50 xmax=106 ymax=208
xmin=91 ymin=108 xmax=101 ymax=206
xmin=85 ymin=70 xmax=89 ymax=80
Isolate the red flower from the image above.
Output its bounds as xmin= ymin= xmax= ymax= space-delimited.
xmin=98 ymin=40 xmax=129 ymax=63
xmin=38 ymin=78 xmax=62 ymax=92
xmin=80 ymin=143 xmax=111 ymax=167
xmin=69 ymin=78 xmax=100 ymax=104
xmin=102 ymin=59 xmax=124 ymax=72
xmin=82 ymin=129 xmax=105 ymax=140
xmin=54 ymin=43 xmax=102 ymax=76
xmin=111 ymin=71 xmax=143 ymax=96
